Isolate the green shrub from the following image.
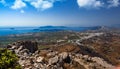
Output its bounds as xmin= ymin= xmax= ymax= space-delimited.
xmin=0 ymin=48 xmax=21 ymax=69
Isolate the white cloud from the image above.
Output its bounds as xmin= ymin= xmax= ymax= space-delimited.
xmin=77 ymin=0 xmax=103 ymax=9
xmin=1 ymin=0 xmax=120 ymax=12
xmin=25 ymin=0 xmax=62 ymax=11
xmin=8 ymin=0 xmax=63 ymax=12
xmin=11 ymin=0 xmax=26 ymax=9
xmin=108 ymin=0 xmax=120 ymax=8
xmin=77 ymin=0 xmax=120 ymax=9
xmin=31 ymin=0 xmax=53 ymax=10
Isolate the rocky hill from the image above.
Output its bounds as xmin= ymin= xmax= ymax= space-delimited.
xmin=7 ymin=40 xmax=116 ymax=69
xmin=3 ymin=31 xmax=119 ymax=69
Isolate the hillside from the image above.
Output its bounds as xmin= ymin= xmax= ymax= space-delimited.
xmin=2 ymin=30 xmax=119 ymax=69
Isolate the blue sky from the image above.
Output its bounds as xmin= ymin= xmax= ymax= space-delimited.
xmin=0 ymin=0 xmax=120 ymax=27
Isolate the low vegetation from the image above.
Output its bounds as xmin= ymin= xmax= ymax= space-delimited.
xmin=0 ymin=48 xmax=21 ymax=69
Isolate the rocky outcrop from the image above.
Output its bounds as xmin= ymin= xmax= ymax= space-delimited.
xmin=8 ymin=41 xmax=38 ymax=53
xmin=8 ymin=41 xmax=114 ymax=69
xmin=72 ymin=54 xmax=114 ymax=69
xmin=7 ymin=41 xmax=115 ymax=69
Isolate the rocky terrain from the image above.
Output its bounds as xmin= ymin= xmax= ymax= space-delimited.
xmin=6 ymin=31 xmax=120 ymax=69
xmin=81 ymin=33 xmax=120 ymax=65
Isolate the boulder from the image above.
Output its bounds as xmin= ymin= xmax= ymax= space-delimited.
xmin=20 ymin=41 xmax=38 ymax=53
xmin=49 ymin=56 xmax=59 ymax=65
xmin=8 ymin=41 xmax=38 ymax=53
xmin=59 ymin=52 xmax=68 ymax=60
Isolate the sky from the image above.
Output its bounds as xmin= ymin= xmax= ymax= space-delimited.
xmin=0 ymin=0 xmax=120 ymax=27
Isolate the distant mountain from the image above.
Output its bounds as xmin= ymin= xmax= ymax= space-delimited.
xmin=38 ymin=26 xmax=101 ymax=32
xmin=35 ymin=26 xmax=67 ymax=32
xmin=39 ymin=26 xmax=67 ymax=29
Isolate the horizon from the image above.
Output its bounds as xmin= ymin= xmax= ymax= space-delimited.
xmin=0 ymin=24 xmax=119 ymax=27
xmin=0 ymin=0 xmax=120 ymax=26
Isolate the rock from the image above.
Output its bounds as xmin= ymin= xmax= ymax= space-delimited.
xmin=83 ymin=55 xmax=89 ymax=61
xmin=9 ymin=41 xmax=38 ymax=53
xmin=7 ymin=40 xmax=116 ymax=69
xmin=14 ymin=46 xmax=24 ymax=55
xmin=23 ymin=52 xmax=29 ymax=57
xmin=19 ymin=60 xmax=26 ymax=67
xmin=58 ymin=52 xmax=71 ymax=63
xmin=36 ymin=56 xmax=44 ymax=63
xmin=7 ymin=44 xmax=12 ymax=48
xmin=49 ymin=56 xmax=59 ymax=65
xmin=20 ymin=49 xmax=29 ymax=53
xmin=59 ymin=52 xmax=68 ymax=60
xmin=34 ymin=63 xmax=41 ymax=68
xmin=15 ymin=49 xmax=19 ymax=54
xmin=47 ymin=51 xmax=58 ymax=57
xmin=21 ymin=41 xmax=38 ymax=53
xmin=17 ymin=46 xmax=23 ymax=52
xmin=73 ymin=54 xmax=115 ymax=69
xmin=91 ymin=57 xmax=114 ymax=68
xmin=11 ymin=45 xmax=17 ymax=49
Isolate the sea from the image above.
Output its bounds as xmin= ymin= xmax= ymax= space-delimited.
xmin=0 ymin=26 xmax=99 ymax=36
xmin=0 ymin=27 xmax=39 ymax=36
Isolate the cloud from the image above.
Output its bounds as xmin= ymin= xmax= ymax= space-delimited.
xmin=11 ymin=0 xmax=26 ymax=10
xmin=31 ymin=0 xmax=53 ymax=10
xmin=25 ymin=0 xmax=62 ymax=11
xmin=77 ymin=0 xmax=120 ymax=9
xmin=108 ymin=0 xmax=120 ymax=8
xmin=77 ymin=0 xmax=103 ymax=9
xmin=1 ymin=0 xmax=120 ymax=12
xmin=8 ymin=0 xmax=63 ymax=12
